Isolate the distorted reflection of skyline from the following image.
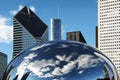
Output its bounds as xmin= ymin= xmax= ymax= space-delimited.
xmin=3 ymin=41 xmax=116 ymax=80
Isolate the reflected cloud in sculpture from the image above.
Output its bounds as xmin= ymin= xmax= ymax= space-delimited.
xmin=3 ymin=40 xmax=119 ymax=80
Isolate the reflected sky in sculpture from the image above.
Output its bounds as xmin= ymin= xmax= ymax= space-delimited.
xmin=17 ymin=53 xmax=103 ymax=79
xmin=3 ymin=41 xmax=119 ymax=80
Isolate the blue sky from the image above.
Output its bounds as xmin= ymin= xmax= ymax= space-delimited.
xmin=0 ymin=0 xmax=98 ymax=63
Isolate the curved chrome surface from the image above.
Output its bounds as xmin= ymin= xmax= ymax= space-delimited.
xmin=3 ymin=40 xmax=119 ymax=80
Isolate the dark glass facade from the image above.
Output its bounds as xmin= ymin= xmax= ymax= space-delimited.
xmin=13 ymin=6 xmax=48 ymax=58
xmin=14 ymin=6 xmax=48 ymax=38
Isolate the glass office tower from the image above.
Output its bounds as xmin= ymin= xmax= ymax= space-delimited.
xmin=13 ymin=6 xmax=48 ymax=58
xmin=50 ymin=18 xmax=61 ymax=40
xmin=98 ymin=0 xmax=120 ymax=77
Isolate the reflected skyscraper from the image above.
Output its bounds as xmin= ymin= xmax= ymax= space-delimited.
xmin=0 ymin=52 xmax=7 ymax=80
xmin=13 ymin=6 xmax=48 ymax=58
xmin=50 ymin=18 xmax=61 ymax=40
xmin=97 ymin=65 xmax=112 ymax=80
xmin=103 ymin=65 xmax=110 ymax=79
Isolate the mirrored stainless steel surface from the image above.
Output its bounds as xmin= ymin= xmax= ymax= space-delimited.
xmin=3 ymin=40 xmax=119 ymax=80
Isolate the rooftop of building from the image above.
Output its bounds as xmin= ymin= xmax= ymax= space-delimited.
xmin=14 ymin=6 xmax=48 ymax=38
xmin=0 ymin=52 xmax=7 ymax=58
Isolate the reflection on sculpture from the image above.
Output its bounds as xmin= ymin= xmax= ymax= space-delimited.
xmin=2 ymin=41 xmax=119 ymax=80
xmin=13 ymin=75 xmax=18 ymax=80
xmin=97 ymin=65 xmax=114 ymax=80
xmin=21 ymin=72 xmax=30 ymax=80
xmin=103 ymin=65 xmax=110 ymax=79
xmin=12 ymin=72 xmax=30 ymax=80
xmin=2 ymin=66 xmax=15 ymax=80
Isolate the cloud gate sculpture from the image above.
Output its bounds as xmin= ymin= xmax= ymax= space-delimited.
xmin=2 ymin=40 xmax=119 ymax=80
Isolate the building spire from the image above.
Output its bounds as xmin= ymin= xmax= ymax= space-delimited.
xmin=57 ymin=7 xmax=60 ymax=18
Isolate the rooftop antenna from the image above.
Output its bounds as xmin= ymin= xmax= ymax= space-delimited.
xmin=57 ymin=7 xmax=60 ymax=18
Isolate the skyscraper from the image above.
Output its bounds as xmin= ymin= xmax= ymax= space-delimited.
xmin=96 ymin=26 xmax=98 ymax=48
xmin=13 ymin=6 xmax=48 ymax=58
xmin=0 ymin=52 xmax=7 ymax=80
xmin=50 ymin=18 xmax=61 ymax=40
xmin=66 ymin=31 xmax=86 ymax=43
xmin=97 ymin=65 xmax=112 ymax=80
xmin=98 ymin=0 xmax=120 ymax=76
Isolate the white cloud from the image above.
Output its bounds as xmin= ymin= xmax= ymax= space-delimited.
xmin=54 ymin=54 xmax=101 ymax=76
xmin=53 ymin=79 xmax=58 ymax=80
xmin=30 ymin=5 xmax=36 ymax=12
xmin=16 ymin=52 xmax=103 ymax=79
xmin=53 ymin=77 xmax=65 ymax=80
xmin=58 ymin=44 xmax=69 ymax=48
xmin=61 ymin=44 xmax=69 ymax=48
xmin=0 ymin=16 xmax=13 ymax=43
xmin=61 ymin=61 xmax=76 ymax=74
xmin=77 ymin=54 xmax=100 ymax=69
xmin=10 ymin=10 xmax=17 ymax=16
xmin=65 ymin=54 xmax=73 ymax=62
xmin=56 ymin=54 xmax=73 ymax=62
xmin=10 ymin=5 xmax=36 ymax=16
xmin=26 ymin=59 xmax=60 ymax=78
xmin=10 ymin=5 xmax=24 ymax=15
xmin=30 ymin=43 xmax=53 ymax=51
xmin=24 ymin=52 xmax=37 ymax=59
xmin=56 ymin=55 xmax=66 ymax=61
xmin=78 ymin=70 xmax=84 ymax=74
xmin=52 ymin=67 xmax=62 ymax=76
xmin=16 ymin=53 xmax=37 ymax=79
xmin=41 ymin=67 xmax=50 ymax=72
xmin=18 ymin=5 xmax=24 ymax=10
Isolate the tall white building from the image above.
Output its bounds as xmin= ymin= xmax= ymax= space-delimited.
xmin=98 ymin=0 xmax=120 ymax=77
xmin=0 ymin=52 xmax=7 ymax=80
xmin=50 ymin=18 xmax=61 ymax=40
xmin=13 ymin=6 xmax=48 ymax=58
